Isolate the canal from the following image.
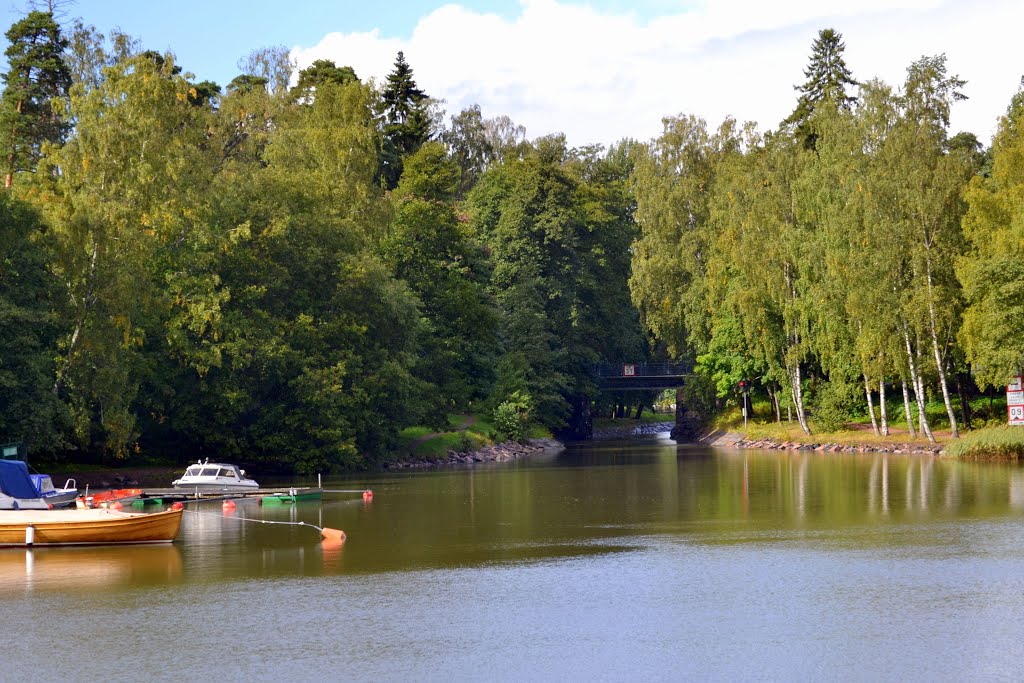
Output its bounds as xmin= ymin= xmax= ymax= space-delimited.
xmin=4 ymin=434 xmax=1024 ymax=680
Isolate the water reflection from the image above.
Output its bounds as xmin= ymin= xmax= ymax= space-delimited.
xmin=0 ymin=544 xmax=183 ymax=595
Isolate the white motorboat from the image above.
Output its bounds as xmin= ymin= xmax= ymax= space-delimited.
xmin=30 ymin=474 xmax=78 ymax=508
xmin=171 ymin=461 xmax=259 ymax=492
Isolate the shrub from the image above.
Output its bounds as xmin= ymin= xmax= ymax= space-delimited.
xmin=493 ymin=390 xmax=532 ymax=443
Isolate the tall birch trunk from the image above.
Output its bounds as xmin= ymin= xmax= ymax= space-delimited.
xmin=879 ymin=379 xmax=889 ymax=436
xmin=789 ymin=363 xmax=810 ymax=435
xmin=901 ymin=379 xmax=916 ymax=439
xmin=901 ymin=322 xmax=933 ymax=442
xmin=864 ymin=374 xmax=880 ymax=435
xmin=925 ymin=263 xmax=958 ymax=438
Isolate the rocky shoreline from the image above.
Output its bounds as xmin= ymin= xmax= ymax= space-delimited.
xmin=385 ymin=437 xmax=566 ymax=469
xmin=697 ymin=430 xmax=945 ymax=455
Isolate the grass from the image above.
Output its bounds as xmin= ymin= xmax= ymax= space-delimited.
xmin=398 ymin=411 xmax=539 ymax=461
xmin=593 ymin=411 xmax=674 ymax=430
xmin=945 ymin=425 xmax=1024 ymax=460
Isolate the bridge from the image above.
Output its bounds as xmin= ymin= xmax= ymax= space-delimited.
xmin=566 ymin=361 xmax=697 ymax=442
xmin=593 ymin=361 xmax=691 ymax=391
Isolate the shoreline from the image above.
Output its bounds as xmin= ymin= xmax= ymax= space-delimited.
xmin=696 ymin=429 xmax=946 ymax=455
xmin=386 ymin=437 xmax=565 ymax=468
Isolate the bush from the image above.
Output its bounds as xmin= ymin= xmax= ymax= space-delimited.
xmin=493 ymin=390 xmax=532 ymax=443
xmin=810 ymin=378 xmax=861 ymax=432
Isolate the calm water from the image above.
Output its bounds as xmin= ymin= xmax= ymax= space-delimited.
xmin=4 ymin=434 xmax=1024 ymax=681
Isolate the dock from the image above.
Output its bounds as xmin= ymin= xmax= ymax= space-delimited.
xmin=126 ymin=486 xmax=371 ymax=508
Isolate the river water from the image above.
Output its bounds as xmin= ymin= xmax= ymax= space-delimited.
xmin=4 ymin=434 xmax=1024 ymax=681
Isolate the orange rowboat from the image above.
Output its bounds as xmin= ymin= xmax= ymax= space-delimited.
xmin=0 ymin=507 xmax=183 ymax=547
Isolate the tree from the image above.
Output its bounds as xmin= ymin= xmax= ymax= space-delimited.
xmin=379 ymin=51 xmax=431 ymax=189
xmin=237 ymin=46 xmax=294 ymax=97
xmin=0 ymin=193 xmax=63 ymax=452
xmin=290 ymin=59 xmax=358 ymax=102
xmin=958 ymin=81 xmax=1024 ymax=388
xmin=0 ymin=10 xmax=71 ymax=187
xmin=783 ymin=28 xmax=857 ymax=149
xmin=382 ymin=141 xmax=499 ymax=417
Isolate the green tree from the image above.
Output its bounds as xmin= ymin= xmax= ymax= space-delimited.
xmin=382 ymin=141 xmax=499 ymax=418
xmin=379 ymin=51 xmax=431 ymax=189
xmin=0 ymin=193 xmax=63 ymax=451
xmin=290 ymin=59 xmax=358 ymax=102
xmin=783 ymin=28 xmax=857 ymax=149
xmin=958 ymin=83 xmax=1024 ymax=388
xmin=0 ymin=10 xmax=71 ymax=187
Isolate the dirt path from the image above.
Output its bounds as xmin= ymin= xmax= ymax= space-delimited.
xmin=408 ymin=415 xmax=478 ymax=449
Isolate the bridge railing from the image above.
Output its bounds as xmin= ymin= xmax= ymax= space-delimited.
xmin=592 ymin=361 xmax=691 ymax=378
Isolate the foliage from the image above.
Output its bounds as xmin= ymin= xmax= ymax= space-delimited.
xmin=0 ymin=10 xmax=71 ymax=186
xmin=493 ymin=390 xmax=533 ymax=443
xmin=946 ymin=426 xmax=1024 ymax=460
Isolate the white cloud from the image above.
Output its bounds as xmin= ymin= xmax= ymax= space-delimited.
xmin=291 ymin=0 xmax=1022 ymax=147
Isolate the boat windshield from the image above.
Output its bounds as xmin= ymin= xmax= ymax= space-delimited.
xmin=219 ymin=468 xmax=237 ymax=478
xmin=185 ymin=466 xmax=203 ymax=476
xmin=199 ymin=467 xmax=220 ymax=477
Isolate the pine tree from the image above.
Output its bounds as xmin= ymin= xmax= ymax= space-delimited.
xmin=379 ymin=51 xmax=430 ymax=189
xmin=784 ymin=28 xmax=858 ymax=149
xmin=0 ymin=10 xmax=71 ymax=187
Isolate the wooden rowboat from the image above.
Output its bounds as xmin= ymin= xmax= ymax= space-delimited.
xmin=0 ymin=507 xmax=183 ymax=547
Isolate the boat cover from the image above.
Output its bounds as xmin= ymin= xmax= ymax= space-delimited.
xmin=0 ymin=459 xmax=43 ymax=499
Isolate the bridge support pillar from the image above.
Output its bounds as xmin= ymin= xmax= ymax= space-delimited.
xmin=566 ymin=393 xmax=593 ymax=440
xmin=670 ymin=388 xmax=701 ymax=443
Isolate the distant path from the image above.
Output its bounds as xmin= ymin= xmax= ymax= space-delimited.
xmin=409 ymin=415 xmax=478 ymax=449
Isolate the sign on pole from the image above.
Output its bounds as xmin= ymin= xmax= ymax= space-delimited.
xmin=1009 ymin=376 xmax=1024 ymax=426
xmin=623 ymin=364 xmax=636 ymax=377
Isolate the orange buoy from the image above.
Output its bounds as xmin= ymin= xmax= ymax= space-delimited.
xmin=222 ymin=499 xmax=236 ymax=512
xmin=109 ymin=501 xmax=123 ymax=511
xmin=320 ymin=527 xmax=346 ymax=543
xmin=171 ymin=501 xmax=184 ymax=511
xmin=362 ymin=490 xmax=373 ymax=501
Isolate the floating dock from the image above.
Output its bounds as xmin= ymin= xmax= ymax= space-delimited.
xmin=127 ymin=486 xmax=370 ymax=508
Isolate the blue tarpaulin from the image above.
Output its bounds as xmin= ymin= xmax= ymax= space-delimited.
xmin=0 ymin=459 xmax=42 ymax=499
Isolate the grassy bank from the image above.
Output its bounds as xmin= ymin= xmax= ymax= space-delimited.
xmin=398 ymin=412 xmax=552 ymax=461
xmin=709 ymin=395 xmax=1024 ymax=459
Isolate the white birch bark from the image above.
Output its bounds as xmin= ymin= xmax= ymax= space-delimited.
xmin=925 ymin=265 xmax=958 ymax=438
xmin=879 ymin=379 xmax=889 ymax=436
xmin=901 ymin=379 xmax=916 ymax=439
xmin=790 ymin=362 xmax=811 ymax=435
xmin=864 ymin=374 xmax=880 ymax=435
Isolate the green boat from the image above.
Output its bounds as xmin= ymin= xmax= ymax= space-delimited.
xmin=259 ymin=489 xmax=323 ymax=505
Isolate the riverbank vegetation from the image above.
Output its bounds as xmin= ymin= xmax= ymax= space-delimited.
xmin=2 ymin=11 xmax=1022 ymax=471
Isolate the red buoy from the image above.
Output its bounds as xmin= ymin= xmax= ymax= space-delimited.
xmin=362 ymin=490 xmax=373 ymax=501
xmin=171 ymin=501 xmax=184 ymax=511
xmin=222 ymin=499 xmax=236 ymax=512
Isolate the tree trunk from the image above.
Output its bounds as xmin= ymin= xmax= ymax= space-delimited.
xmin=902 ymin=322 xmax=934 ymax=443
xmin=925 ymin=258 xmax=959 ymax=438
xmin=634 ymin=402 xmax=644 ymax=420
xmin=789 ymin=363 xmax=811 ymax=435
xmin=879 ymin=379 xmax=889 ymax=436
xmin=864 ymin=374 xmax=880 ymax=436
xmin=901 ymin=379 xmax=916 ymax=439
xmin=956 ymin=373 xmax=972 ymax=429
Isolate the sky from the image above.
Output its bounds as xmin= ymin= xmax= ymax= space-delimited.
xmin=3 ymin=0 xmax=1022 ymax=147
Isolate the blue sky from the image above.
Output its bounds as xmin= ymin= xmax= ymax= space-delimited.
xmin=3 ymin=1 xmax=1022 ymax=147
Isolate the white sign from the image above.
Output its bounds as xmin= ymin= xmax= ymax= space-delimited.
xmin=1010 ymin=405 xmax=1024 ymax=426
xmin=623 ymin=364 xmax=636 ymax=376
xmin=1009 ymin=390 xmax=1024 ymax=406
xmin=1010 ymin=377 xmax=1023 ymax=392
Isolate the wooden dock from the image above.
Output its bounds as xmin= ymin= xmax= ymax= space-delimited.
xmin=130 ymin=487 xmax=325 ymax=506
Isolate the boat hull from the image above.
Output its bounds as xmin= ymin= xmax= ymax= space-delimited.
xmin=0 ymin=508 xmax=183 ymax=547
xmin=172 ymin=482 xmax=260 ymax=492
